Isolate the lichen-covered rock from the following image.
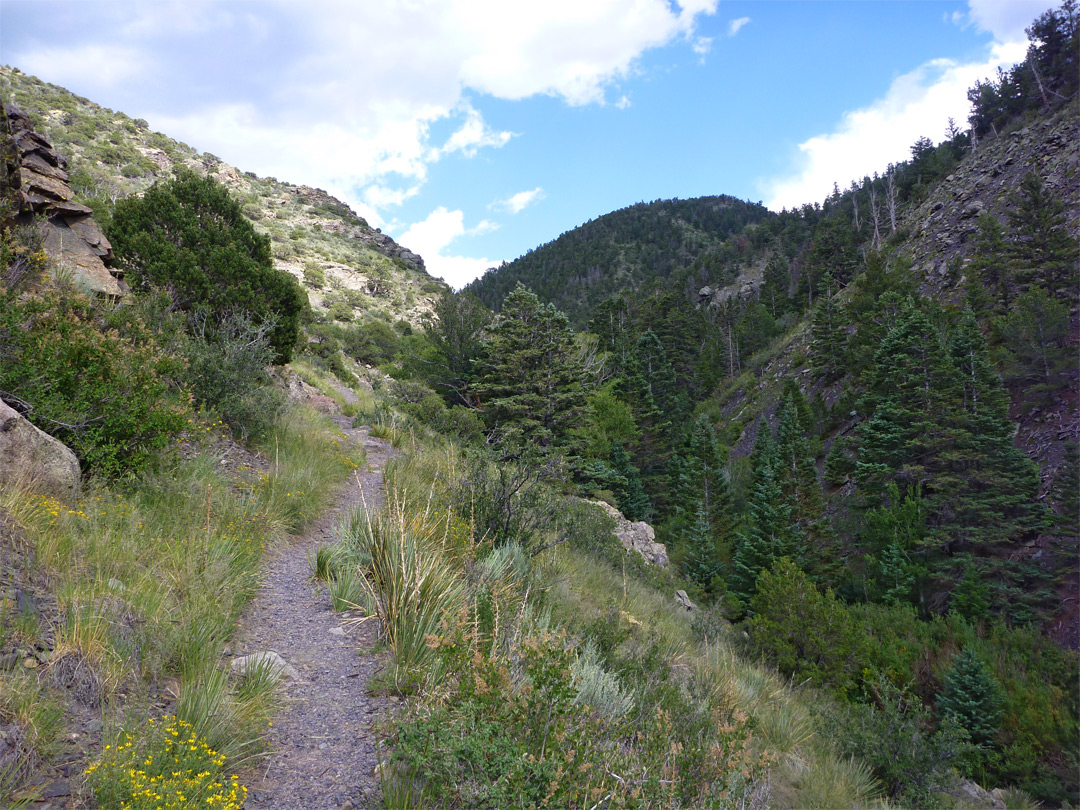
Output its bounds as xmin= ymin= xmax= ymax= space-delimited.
xmin=0 ymin=400 xmax=80 ymax=501
xmin=587 ymin=499 xmax=669 ymax=567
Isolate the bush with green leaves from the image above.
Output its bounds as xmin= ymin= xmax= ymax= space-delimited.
xmin=828 ymin=678 xmax=974 ymax=806
xmin=747 ymin=558 xmax=865 ymax=694
xmin=182 ymin=309 xmax=286 ymax=442
xmin=0 ymin=288 xmax=191 ymax=476
xmin=108 ymin=170 xmax=306 ymax=362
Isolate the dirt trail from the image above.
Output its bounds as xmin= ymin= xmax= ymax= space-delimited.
xmin=235 ymin=418 xmax=395 ymax=810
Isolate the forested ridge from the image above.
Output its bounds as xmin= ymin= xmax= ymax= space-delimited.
xmin=466 ymin=195 xmax=773 ymax=328
xmin=400 ymin=4 xmax=1079 ymax=803
xmin=0 ymin=3 xmax=1077 ymax=808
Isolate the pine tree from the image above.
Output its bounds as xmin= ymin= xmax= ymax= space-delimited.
xmin=474 ymin=284 xmax=586 ymax=452
xmin=937 ymin=649 xmax=1003 ymax=746
xmin=730 ymin=430 xmax=798 ymax=606
xmin=810 ymin=275 xmax=847 ymax=382
xmin=610 ymin=441 xmax=651 ymax=522
xmin=1008 ymin=170 xmax=1077 ymax=298
xmin=685 ymin=500 xmax=723 ymax=592
xmin=775 ymin=393 xmax=835 ymax=581
xmin=969 ymin=213 xmax=1012 ymax=313
xmin=856 ymin=300 xmax=1043 ymax=567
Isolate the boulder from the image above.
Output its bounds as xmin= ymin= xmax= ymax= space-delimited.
xmin=587 ymin=499 xmax=669 ymax=567
xmin=231 ymin=651 xmax=299 ymax=682
xmin=0 ymin=400 xmax=80 ymax=501
xmin=674 ymin=590 xmax=697 ymax=612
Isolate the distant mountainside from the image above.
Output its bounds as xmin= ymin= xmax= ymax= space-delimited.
xmin=0 ymin=65 xmax=447 ymax=326
xmin=465 ymin=195 xmax=773 ymax=328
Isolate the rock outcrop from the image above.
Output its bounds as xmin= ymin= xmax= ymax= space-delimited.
xmin=587 ymin=499 xmax=669 ymax=567
xmin=0 ymin=400 xmax=81 ymax=501
xmin=1 ymin=102 xmax=125 ymax=297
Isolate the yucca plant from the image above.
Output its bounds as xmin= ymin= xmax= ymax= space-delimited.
xmin=343 ymin=497 xmax=465 ymax=692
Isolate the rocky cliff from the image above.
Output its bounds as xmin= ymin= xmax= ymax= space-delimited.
xmin=0 ymin=102 xmax=124 ymax=297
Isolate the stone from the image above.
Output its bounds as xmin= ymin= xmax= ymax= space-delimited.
xmin=945 ymin=778 xmax=1006 ymax=809
xmin=960 ymin=200 xmax=985 ymax=218
xmin=0 ymin=400 xmax=81 ymax=501
xmin=674 ymin=590 xmax=698 ymax=612
xmin=329 ymin=626 xmax=346 ymax=636
xmin=231 ymin=651 xmax=300 ymax=681
xmin=585 ymin=499 xmax=669 ymax=567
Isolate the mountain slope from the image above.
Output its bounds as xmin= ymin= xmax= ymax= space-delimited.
xmin=0 ymin=65 xmax=447 ymax=326
xmin=466 ymin=195 xmax=773 ymax=328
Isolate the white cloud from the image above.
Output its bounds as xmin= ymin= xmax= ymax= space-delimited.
xmin=13 ymin=43 xmax=148 ymax=90
xmin=727 ymin=17 xmax=751 ymax=37
xmin=965 ymin=0 xmax=1056 ymax=42
xmin=615 ymin=94 xmax=632 ymax=109
xmin=492 ymin=187 xmax=546 ymax=214
xmin=397 ymin=207 xmax=499 ymax=289
xmin=760 ymin=38 xmax=1029 ymax=211
xmin=436 ymin=105 xmax=514 ymax=159
xmin=15 ymin=0 xmax=718 ymax=244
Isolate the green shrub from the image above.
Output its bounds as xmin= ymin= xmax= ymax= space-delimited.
xmin=108 ymin=170 xmax=306 ymax=362
xmin=0 ymin=289 xmax=191 ymax=476
xmin=748 ymin=558 xmax=865 ymax=694
xmin=182 ymin=309 xmax=286 ymax=442
xmin=828 ymin=678 xmax=973 ymax=806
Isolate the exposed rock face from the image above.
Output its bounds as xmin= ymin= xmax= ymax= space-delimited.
xmin=587 ymin=499 xmax=669 ymax=567
xmin=1 ymin=102 xmax=125 ymax=297
xmin=0 ymin=400 xmax=81 ymax=501
xmin=674 ymin=590 xmax=698 ymax=612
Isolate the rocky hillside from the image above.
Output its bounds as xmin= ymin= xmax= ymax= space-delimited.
xmin=0 ymin=66 xmax=447 ymax=326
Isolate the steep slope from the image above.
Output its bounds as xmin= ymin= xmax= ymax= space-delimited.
xmin=0 ymin=66 xmax=447 ymax=326
xmin=465 ymin=195 xmax=773 ymax=328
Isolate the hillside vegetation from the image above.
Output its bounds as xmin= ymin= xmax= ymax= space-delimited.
xmin=467 ymin=195 xmax=773 ymax=329
xmin=0 ymin=3 xmax=1077 ymax=809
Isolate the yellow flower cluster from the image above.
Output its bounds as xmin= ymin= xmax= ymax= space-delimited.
xmin=85 ymin=717 xmax=247 ymax=810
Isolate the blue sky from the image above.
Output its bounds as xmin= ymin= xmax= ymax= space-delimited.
xmin=0 ymin=0 xmax=1054 ymax=287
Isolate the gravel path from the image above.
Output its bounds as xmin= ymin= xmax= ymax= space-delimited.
xmin=235 ymin=418 xmax=396 ymax=810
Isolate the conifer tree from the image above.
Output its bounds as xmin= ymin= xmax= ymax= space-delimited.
xmin=730 ymin=429 xmax=798 ymax=605
xmin=474 ymin=284 xmax=586 ymax=452
xmin=610 ymin=441 xmax=651 ymax=522
xmin=1008 ymin=170 xmax=1077 ymax=298
xmin=856 ymin=301 xmax=1043 ymax=580
xmin=937 ymin=649 xmax=1003 ymax=747
xmin=810 ymin=275 xmax=847 ymax=382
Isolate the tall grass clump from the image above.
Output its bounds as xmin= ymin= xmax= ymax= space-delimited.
xmin=340 ymin=496 xmax=465 ymax=692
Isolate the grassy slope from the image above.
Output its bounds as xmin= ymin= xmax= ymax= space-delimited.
xmin=0 ymin=65 xmax=448 ymax=328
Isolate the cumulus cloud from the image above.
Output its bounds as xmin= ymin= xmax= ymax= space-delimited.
xmin=727 ymin=17 xmax=751 ymax=37
xmin=10 ymin=0 xmax=716 ymax=238
xmin=965 ymin=0 xmax=1055 ymax=41
xmin=396 ymin=207 xmax=499 ymax=289
xmin=492 ymin=187 xmax=546 ymax=214
xmin=759 ymin=3 xmax=1042 ymax=213
xmin=13 ymin=43 xmax=148 ymax=89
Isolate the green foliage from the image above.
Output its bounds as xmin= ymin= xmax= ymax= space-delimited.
xmin=474 ymin=284 xmax=587 ymax=453
xmin=993 ymin=285 xmax=1071 ymax=398
xmin=108 ymin=170 xmax=306 ymax=362
xmin=465 ymin=195 xmax=773 ymax=329
xmin=182 ymin=309 xmax=286 ymax=442
xmin=937 ymin=648 xmax=1004 ymax=746
xmin=0 ymin=289 xmax=191 ymax=476
xmin=748 ymin=558 xmax=864 ymax=694
xmin=829 ymin=678 xmax=974 ymax=806
xmin=609 ymin=441 xmax=651 ymax=522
